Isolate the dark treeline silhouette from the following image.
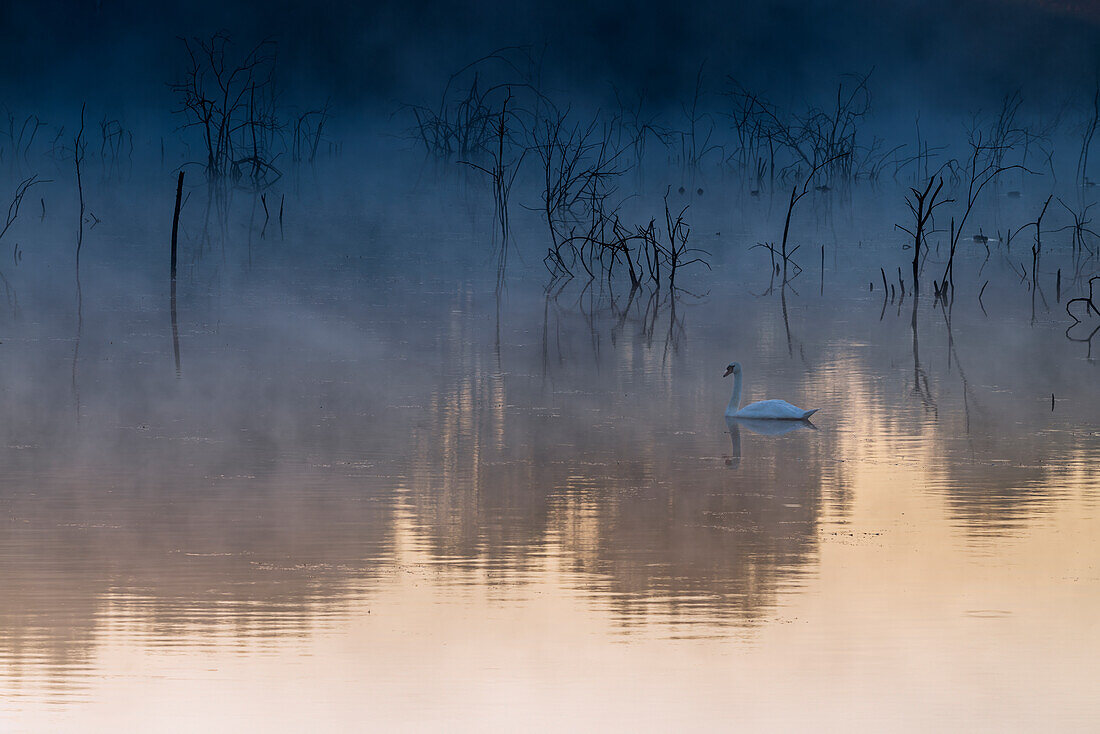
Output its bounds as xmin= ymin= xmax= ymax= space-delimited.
xmin=2 ymin=0 xmax=1099 ymax=110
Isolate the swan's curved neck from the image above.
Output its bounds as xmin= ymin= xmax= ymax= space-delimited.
xmin=727 ymin=371 xmax=743 ymax=414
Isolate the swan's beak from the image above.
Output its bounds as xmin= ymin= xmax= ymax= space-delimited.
xmin=723 ymin=366 xmax=734 ymax=377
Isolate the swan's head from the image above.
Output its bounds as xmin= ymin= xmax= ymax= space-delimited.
xmin=723 ymin=362 xmax=741 ymax=377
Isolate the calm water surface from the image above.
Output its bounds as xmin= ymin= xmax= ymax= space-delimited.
xmin=1 ymin=181 xmax=1098 ymax=731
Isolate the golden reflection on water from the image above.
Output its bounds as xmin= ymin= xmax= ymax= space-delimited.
xmin=1 ymin=271 xmax=1099 ymax=731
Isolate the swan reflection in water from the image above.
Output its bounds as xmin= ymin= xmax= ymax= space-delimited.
xmin=725 ymin=415 xmax=817 ymax=468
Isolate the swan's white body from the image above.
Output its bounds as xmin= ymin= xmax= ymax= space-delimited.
xmin=732 ymin=399 xmax=817 ymax=420
xmin=724 ymin=362 xmax=818 ymax=420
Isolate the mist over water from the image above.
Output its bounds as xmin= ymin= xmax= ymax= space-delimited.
xmin=1 ymin=1 xmax=1100 ymax=731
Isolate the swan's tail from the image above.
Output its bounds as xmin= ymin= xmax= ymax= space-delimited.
xmin=801 ymin=408 xmax=820 ymax=420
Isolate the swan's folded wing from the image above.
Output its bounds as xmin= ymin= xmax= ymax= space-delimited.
xmin=734 ymin=399 xmax=812 ymax=420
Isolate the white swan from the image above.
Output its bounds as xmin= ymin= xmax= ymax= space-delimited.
xmin=724 ymin=362 xmax=819 ymax=420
